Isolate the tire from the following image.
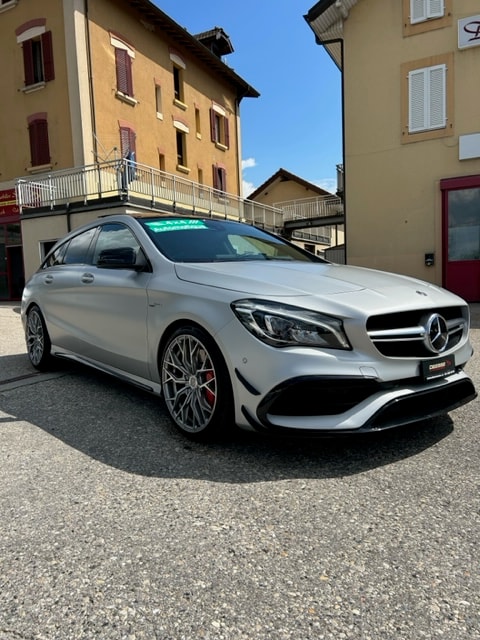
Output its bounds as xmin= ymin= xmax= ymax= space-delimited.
xmin=160 ymin=326 xmax=233 ymax=440
xmin=25 ymin=305 xmax=53 ymax=371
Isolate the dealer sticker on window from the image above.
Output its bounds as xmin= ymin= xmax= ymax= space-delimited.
xmin=421 ymin=356 xmax=455 ymax=380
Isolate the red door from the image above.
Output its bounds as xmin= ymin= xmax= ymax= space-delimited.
xmin=441 ymin=175 xmax=480 ymax=302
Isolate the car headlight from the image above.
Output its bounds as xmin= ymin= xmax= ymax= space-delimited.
xmin=231 ymin=299 xmax=351 ymax=349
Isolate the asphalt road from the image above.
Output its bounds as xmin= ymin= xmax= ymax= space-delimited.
xmin=1 ymin=303 xmax=479 ymax=640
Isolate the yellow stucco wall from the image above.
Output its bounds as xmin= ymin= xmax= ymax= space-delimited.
xmin=343 ymin=0 xmax=480 ymax=283
xmin=87 ymin=0 xmax=242 ymax=194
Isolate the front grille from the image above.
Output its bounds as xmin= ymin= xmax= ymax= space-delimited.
xmin=367 ymin=306 xmax=468 ymax=357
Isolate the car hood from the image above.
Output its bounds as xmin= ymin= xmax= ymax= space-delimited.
xmin=174 ymin=261 xmax=461 ymax=312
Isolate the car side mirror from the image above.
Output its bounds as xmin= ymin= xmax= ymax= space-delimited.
xmin=97 ymin=247 xmax=146 ymax=271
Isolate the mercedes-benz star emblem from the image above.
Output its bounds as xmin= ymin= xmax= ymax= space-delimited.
xmin=423 ymin=313 xmax=449 ymax=354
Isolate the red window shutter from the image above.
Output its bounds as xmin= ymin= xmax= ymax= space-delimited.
xmin=120 ymin=126 xmax=136 ymax=157
xmin=42 ymin=31 xmax=55 ymax=82
xmin=29 ymin=119 xmax=50 ymax=166
xmin=224 ymin=117 xmax=230 ymax=149
xmin=23 ymin=39 xmax=34 ymax=86
xmin=210 ymin=108 xmax=216 ymax=142
xmin=115 ymin=48 xmax=133 ymax=96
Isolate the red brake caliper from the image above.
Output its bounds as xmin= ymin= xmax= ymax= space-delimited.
xmin=205 ymin=370 xmax=215 ymax=406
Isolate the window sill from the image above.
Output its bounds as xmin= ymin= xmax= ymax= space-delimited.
xmin=116 ymin=91 xmax=138 ymax=106
xmin=215 ymin=142 xmax=228 ymax=152
xmin=156 ymin=112 xmax=164 ymax=120
xmin=21 ymin=82 xmax=46 ymax=94
xmin=0 ymin=0 xmax=18 ymax=13
xmin=196 ymin=132 xmax=202 ymax=140
xmin=174 ymin=98 xmax=188 ymax=111
xmin=176 ymin=164 xmax=190 ymax=175
xmin=27 ymin=164 xmax=53 ymax=174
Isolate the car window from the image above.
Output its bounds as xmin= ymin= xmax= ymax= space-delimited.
xmin=63 ymin=228 xmax=96 ymax=265
xmin=43 ymin=242 xmax=68 ymax=268
xmin=141 ymin=218 xmax=321 ymax=263
xmin=92 ymin=223 xmax=143 ymax=267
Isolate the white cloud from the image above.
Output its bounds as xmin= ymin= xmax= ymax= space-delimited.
xmin=243 ymin=180 xmax=256 ymax=198
xmin=242 ymin=157 xmax=256 ymax=170
xmin=314 ymin=178 xmax=337 ymax=194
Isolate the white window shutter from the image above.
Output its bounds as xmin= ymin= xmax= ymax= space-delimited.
xmin=410 ymin=0 xmax=427 ymax=24
xmin=427 ymin=0 xmax=444 ymax=20
xmin=409 ymin=69 xmax=427 ymax=131
xmin=428 ymin=65 xmax=446 ymax=129
xmin=408 ymin=64 xmax=446 ymax=133
xmin=410 ymin=0 xmax=444 ymax=24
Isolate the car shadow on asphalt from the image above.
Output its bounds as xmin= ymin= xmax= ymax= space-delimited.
xmin=0 ymin=359 xmax=455 ymax=483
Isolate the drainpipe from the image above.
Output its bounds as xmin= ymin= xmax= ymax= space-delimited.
xmin=84 ymin=0 xmax=98 ymax=165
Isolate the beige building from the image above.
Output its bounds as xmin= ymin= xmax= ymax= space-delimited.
xmin=305 ymin=0 xmax=480 ymax=302
xmin=0 ymin=0 xmax=259 ymax=297
xmin=248 ymin=168 xmax=345 ymax=258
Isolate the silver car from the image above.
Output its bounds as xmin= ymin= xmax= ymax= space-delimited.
xmin=21 ymin=214 xmax=476 ymax=440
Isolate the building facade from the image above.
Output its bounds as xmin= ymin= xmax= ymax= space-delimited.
xmin=306 ymin=0 xmax=480 ymax=301
xmin=0 ymin=0 xmax=258 ymax=297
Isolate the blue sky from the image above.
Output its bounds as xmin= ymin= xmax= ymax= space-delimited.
xmin=153 ymin=1 xmax=343 ymax=197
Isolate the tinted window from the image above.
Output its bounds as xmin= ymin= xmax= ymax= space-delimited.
xmin=63 ymin=228 xmax=96 ymax=265
xmin=93 ymin=223 xmax=142 ymax=266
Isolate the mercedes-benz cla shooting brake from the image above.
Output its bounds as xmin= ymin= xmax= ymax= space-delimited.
xmin=22 ymin=214 xmax=476 ymax=440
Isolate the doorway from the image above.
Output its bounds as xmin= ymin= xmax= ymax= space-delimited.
xmin=441 ymin=175 xmax=480 ymax=302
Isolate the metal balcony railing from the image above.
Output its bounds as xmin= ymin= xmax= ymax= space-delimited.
xmin=16 ymin=159 xmax=285 ymax=232
xmin=274 ymin=195 xmax=344 ymax=221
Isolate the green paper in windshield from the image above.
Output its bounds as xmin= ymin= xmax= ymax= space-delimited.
xmin=145 ymin=219 xmax=208 ymax=233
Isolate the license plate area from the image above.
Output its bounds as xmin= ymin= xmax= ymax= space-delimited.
xmin=422 ymin=355 xmax=455 ymax=381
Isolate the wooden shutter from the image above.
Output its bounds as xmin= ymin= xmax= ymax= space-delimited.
xmin=210 ymin=108 xmax=216 ymax=142
xmin=115 ymin=48 xmax=133 ymax=96
xmin=120 ymin=126 xmax=136 ymax=157
xmin=42 ymin=31 xmax=55 ymax=82
xmin=224 ymin=117 xmax=230 ymax=149
xmin=408 ymin=64 xmax=446 ymax=132
xmin=427 ymin=0 xmax=444 ymax=19
xmin=22 ymin=39 xmax=34 ymax=86
xmin=29 ymin=119 xmax=50 ymax=166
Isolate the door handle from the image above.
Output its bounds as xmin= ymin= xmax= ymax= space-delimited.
xmin=81 ymin=273 xmax=94 ymax=284
xmin=44 ymin=275 xmax=53 ymax=284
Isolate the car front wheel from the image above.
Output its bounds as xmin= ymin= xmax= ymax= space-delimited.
xmin=25 ymin=305 xmax=53 ymax=371
xmin=160 ymin=326 xmax=233 ymax=440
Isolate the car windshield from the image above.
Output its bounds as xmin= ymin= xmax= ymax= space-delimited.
xmin=139 ymin=217 xmax=325 ymax=263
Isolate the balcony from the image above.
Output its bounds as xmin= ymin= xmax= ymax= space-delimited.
xmin=16 ymin=159 xmax=285 ymax=233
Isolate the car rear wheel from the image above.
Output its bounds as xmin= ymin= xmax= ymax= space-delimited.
xmin=26 ymin=305 xmax=52 ymax=371
xmin=160 ymin=326 xmax=233 ymax=440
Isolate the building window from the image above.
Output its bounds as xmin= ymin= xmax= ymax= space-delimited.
xmin=403 ymin=0 xmax=451 ymax=36
xmin=401 ymin=54 xmax=453 ymax=143
xmin=18 ymin=29 xmax=55 ymax=87
xmin=213 ymin=165 xmax=227 ymax=193
xmin=195 ymin=107 xmax=201 ymax=138
xmin=155 ymin=84 xmax=163 ymax=119
xmin=28 ymin=114 xmax=50 ymax=166
xmin=115 ymin=48 xmax=133 ymax=97
xmin=159 ymin=153 xmax=165 ymax=173
xmin=176 ymin=131 xmax=187 ymax=168
xmin=110 ymin=33 xmax=135 ymax=103
xmin=410 ymin=0 xmax=444 ymax=24
xmin=119 ymin=124 xmax=136 ymax=159
xmin=210 ymin=106 xmax=229 ymax=149
xmin=409 ymin=64 xmax=446 ymax=132
xmin=173 ymin=66 xmax=184 ymax=104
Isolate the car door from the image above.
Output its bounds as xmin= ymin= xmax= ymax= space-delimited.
xmin=72 ymin=222 xmax=152 ymax=379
